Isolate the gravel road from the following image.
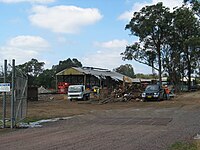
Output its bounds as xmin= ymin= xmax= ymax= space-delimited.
xmin=1 ymin=101 xmax=200 ymax=150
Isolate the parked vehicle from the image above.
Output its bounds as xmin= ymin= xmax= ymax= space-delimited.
xmin=68 ymin=85 xmax=90 ymax=101
xmin=142 ymin=84 xmax=165 ymax=101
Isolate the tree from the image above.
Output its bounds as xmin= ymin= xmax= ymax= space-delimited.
xmin=114 ymin=64 xmax=135 ymax=78
xmin=16 ymin=58 xmax=83 ymax=88
xmin=171 ymin=7 xmax=200 ymax=90
xmin=122 ymin=2 xmax=172 ymax=84
xmin=184 ymin=0 xmax=200 ymax=17
xmin=135 ymin=73 xmax=158 ymax=79
xmin=17 ymin=58 xmax=45 ymax=85
xmin=36 ymin=69 xmax=55 ymax=88
xmin=53 ymin=58 xmax=82 ymax=73
xmin=17 ymin=58 xmax=44 ymax=77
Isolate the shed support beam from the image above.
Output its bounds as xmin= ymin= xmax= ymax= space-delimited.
xmin=84 ymin=75 xmax=86 ymax=86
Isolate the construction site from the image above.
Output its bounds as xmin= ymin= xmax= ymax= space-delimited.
xmin=0 ymin=62 xmax=200 ymax=150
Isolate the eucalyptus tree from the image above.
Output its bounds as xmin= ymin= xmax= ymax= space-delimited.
xmin=122 ymin=2 xmax=172 ymax=84
xmin=52 ymin=58 xmax=82 ymax=73
xmin=184 ymin=0 xmax=200 ymax=17
xmin=171 ymin=7 xmax=200 ymax=90
xmin=17 ymin=58 xmax=45 ymax=85
xmin=114 ymin=64 xmax=135 ymax=78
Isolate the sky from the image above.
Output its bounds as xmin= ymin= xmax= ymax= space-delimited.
xmin=0 ymin=0 xmax=183 ymax=74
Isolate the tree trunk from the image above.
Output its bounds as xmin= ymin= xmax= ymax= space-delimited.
xmin=158 ymin=47 xmax=162 ymax=85
xmin=186 ymin=46 xmax=191 ymax=91
xmin=188 ymin=61 xmax=191 ymax=91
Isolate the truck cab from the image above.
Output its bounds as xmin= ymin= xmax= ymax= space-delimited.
xmin=68 ymin=85 xmax=90 ymax=101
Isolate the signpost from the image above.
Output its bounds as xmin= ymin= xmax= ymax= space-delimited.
xmin=0 ymin=83 xmax=10 ymax=92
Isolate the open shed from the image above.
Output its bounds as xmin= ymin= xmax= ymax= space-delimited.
xmin=56 ymin=67 xmax=138 ymax=90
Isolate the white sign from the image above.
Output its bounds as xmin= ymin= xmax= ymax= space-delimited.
xmin=0 ymin=83 xmax=11 ymax=92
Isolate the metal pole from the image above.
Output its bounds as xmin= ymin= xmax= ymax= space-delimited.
xmin=11 ymin=59 xmax=15 ymax=128
xmin=2 ymin=60 xmax=7 ymax=128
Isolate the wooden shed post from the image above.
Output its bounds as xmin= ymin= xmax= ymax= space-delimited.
xmin=84 ymin=74 xmax=86 ymax=86
xmin=55 ymin=75 xmax=58 ymax=91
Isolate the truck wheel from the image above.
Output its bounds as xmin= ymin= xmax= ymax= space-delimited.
xmin=83 ymin=96 xmax=86 ymax=101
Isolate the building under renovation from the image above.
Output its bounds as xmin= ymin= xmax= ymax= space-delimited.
xmin=56 ymin=67 xmax=139 ymax=90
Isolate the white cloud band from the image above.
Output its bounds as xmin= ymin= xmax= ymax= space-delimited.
xmin=82 ymin=39 xmax=128 ymax=69
xmin=0 ymin=0 xmax=55 ymax=3
xmin=29 ymin=5 xmax=103 ymax=34
xmin=0 ymin=35 xmax=50 ymax=65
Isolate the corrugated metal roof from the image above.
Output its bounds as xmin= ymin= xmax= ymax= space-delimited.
xmin=56 ymin=67 xmax=140 ymax=83
xmin=74 ymin=67 xmax=124 ymax=81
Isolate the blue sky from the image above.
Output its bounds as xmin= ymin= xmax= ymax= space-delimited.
xmin=0 ymin=0 xmax=183 ymax=74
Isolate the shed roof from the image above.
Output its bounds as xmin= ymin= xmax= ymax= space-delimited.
xmin=56 ymin=67 xmax=140 ymax=83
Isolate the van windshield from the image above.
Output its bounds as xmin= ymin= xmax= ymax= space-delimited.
xmin=68 ymin=86 xmax=82 ymax=92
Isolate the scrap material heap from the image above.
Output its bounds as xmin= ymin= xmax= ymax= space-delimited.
xmin=96 ymin=83 xmax=146 ymax=104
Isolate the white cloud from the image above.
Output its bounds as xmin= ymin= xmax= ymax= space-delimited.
xmin=0 ymin=0 xmax=55 ymax=3
xmin=81 ymin=39 xmax=128 ymax=69
xmin=29 ymin=5 xmax=103 ymax=34
xmin=94 ymin=39 xmax=128 ymax=49
xmin=0 ymin=35 xmax=50 ymax=65
xmin=81 ymin=39 xmax=152 ymax=73
xmin=118 ymin=0 xmax=183 ymax=20
xmin=8 ymin=35 xmax=49 ymax=50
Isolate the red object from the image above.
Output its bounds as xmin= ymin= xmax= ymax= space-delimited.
xmin=58 ymin=82 xmax=70 ymax=94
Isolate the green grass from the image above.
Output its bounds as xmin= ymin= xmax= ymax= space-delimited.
xmin=169 ymin=141 xmax=197 ymax=150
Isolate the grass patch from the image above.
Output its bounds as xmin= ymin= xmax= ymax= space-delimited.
xmin=195 ymin=140 xmax=200 ymax=150
xmin=169 ymin=141 xmax=197 ymax=150
xmin=22 ymin=117 xmax=42 ymax=123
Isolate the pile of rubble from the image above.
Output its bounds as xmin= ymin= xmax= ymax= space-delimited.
xmin=38 ymin=86 xmax=52 ymax=94
xmin=80 ymin=84 xmax=145 ymax=104
xmin=102 ymin=84 xmax=145 ymax=103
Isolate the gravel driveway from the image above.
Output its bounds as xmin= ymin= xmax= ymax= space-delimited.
xmin=0 ymin=101 xmax=200 ymax=150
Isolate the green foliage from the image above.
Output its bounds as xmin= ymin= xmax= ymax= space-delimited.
xmin=53 ymin=58 xmax=82 ymax=73
xmin=122 ymin=2 xmax=200 ymax=90
xmin=114 ymin=64 xmax=135 ymax=78
xmin=17 ymin=58 xmax=82 ymax=88
xmin=184 ymin=0 xmax=200 ymax=17
xmin=17 ymin=58 xmax=45 ymax=77
xmin=123 ymin=2 xmax=172 ymax=83
xmin=135 ymin=73 xmax=158 ymax=79
xmin=169 ymin=141 xmax=197 ymax=150
xmin=35 ymin=69 xmax=55 ymax=88
xmin=172 ymin=6 xmax=200 ymax=90
xmin=17 ymin=58 xmax=45 ymax=86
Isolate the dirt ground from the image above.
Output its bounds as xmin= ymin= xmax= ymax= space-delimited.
xmin=1 ymin=91 xmax=200 ymax=150
xmin=0 ymin=91 xmax=200 ymax=122
xmin=26 ymin=91 xmax=200 ymax=121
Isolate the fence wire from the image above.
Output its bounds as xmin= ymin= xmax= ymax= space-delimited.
xmin=0 ymin=63 xmax=12 ymax=128
xmin=14 ymin=68 xmax=28 ymax=123
xmin=0 ymin=60 xmax=28 ymax=128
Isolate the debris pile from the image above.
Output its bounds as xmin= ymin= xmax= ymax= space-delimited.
xmin=87 ymin=84 xmax=146 ymax=104
xmin=38 ymin=86 xmax=51 ymax=94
